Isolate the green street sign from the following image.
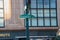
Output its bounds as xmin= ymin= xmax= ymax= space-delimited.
xmin=19 ymin=14 xmax=35 ymax=19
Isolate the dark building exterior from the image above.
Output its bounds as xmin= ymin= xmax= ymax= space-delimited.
xmin=0 ymin=0 xmax=59 ymax=40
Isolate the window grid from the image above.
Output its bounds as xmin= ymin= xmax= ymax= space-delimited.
xmin=0 ymin=0 xmax=4 ymax=27
xmin=26 ymin=0 xmax=58 ymax=27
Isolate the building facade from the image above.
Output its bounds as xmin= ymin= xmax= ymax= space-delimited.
xmin=0 ymin=0 xmax=59 ymax=40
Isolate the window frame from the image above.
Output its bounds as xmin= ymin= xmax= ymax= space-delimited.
xmin=25 ymin=0 xmax=58 ymax=27
xmin=0 ymin=0 xmax=4 ymax=27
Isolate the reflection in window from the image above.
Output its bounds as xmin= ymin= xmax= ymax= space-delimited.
xmin=44 ymin=9 xmax=49 ymax=17
xmin=32 ymin=19 xmax=37 ymax=26
xmin=38 ymin=0 xmax=43 ymax=8
xmin=38 ymin=18 xmax=43 ymax=26
xmin=51 ymin=18 xmax=57 ymax=26
xmin=50 ymin=0 xmax=56 ymax=8
xmin=31 ymin=0 xmax=36 ymax=8
xmin=38 ymin=9 xmax=43 ymax=17
xmin=44 ymin=0 xmax=49 ymax=8
xmin=31 ymin=9 xmax=37 ymax=17
xmin=45 ymin=18 xmax=50 ymax=26
xmin=51 ymin=9 xmax=56 ymax=17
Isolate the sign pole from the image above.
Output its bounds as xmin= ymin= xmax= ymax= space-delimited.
xmin=26 ymin=0 xmax=30 ymax=40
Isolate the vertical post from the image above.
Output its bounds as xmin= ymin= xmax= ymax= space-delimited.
xmin=26 ymin=18 xmax=29 ymax=40
xmin=26 ymin=0 xmax=30 ymax=40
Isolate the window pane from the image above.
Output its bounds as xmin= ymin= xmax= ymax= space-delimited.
xmin=38 ymin=9 xmax=43 ymax=17
xmin=45 ymin=18 xmax=50 ymax=26
xmin=31 ymin=0 xmax=36 ymax=8
xmin=44 ymin=0 xmax=49 ymax=8
xmin=44 ymin=9 xmax=49 ymax=17
xmin=32 ymin=19 xmax=37 ymax=26
xmin=38 ymin=0 xmax=43 ymax=8
xmin=0 ymin=9 xmax=3 ymax=17
xmin=38 ymin=18 xmax=43 ymax=26
xmin=28 ymin=9 xmax=31 ymax=26
xmin=51 ymin=9 xmax=56 ymax=17
xmin=0 ymin=18 xmax=4 ymax=26
xmin=51 ymin=18 xmax=57 ymax=26
xmin=50 ymin=0 xmax=56 ymax=8
xmin=0 ymin=0 xmax=3 ymax=8
xmin=28 ymin=19 xmax=31 ymax=26
xmin=31 ymin=9 xmax=37 ymax=17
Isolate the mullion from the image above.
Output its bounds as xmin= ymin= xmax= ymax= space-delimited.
xmin=36 ymin=0 xmax=37 ymax=27
xmin=42 ymin=0 xmax=44 ymax=26
xmin=49 ymin=0 xmax=51 ymax=27
xmin=37 ymin=0 xmax=38 ymax=27
xmin=43 ymin=0 xmax=45 ymax=26
xmin=55 ymin=0 xmax=58 ymax=26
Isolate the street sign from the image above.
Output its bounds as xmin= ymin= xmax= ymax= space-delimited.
xmin=20 ymin=14 xmax=35 ymax=19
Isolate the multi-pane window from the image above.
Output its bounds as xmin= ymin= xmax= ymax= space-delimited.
xmin=44 ymin=0 xmax=49 ymax=8
xmin=27 ymin=0 xmax=57 ymax=27
xmin=31 ymin=0 xmax=36 ymax=8
xmin=0 ymin=0 xmax=4 ymax=27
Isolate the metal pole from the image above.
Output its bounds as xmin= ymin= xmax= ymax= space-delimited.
xmin=26 ymin=18 xmax=29 ymax=40
xmin=26 ymin=0 xmax=30 ymax=40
